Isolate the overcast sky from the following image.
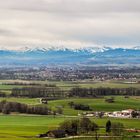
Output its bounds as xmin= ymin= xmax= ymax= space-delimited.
xmin=0 ymin=0 xmax=140 ymax=50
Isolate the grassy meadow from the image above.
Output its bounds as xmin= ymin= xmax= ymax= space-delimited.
xmin=0 ymin=115 xmax=63 ymax=140
xmin=0 ymin=80 xmax=139 ymax=139
xmin=0 ymin=79 xmax=140 ymax=91
xmin=0 ymin=115 xmax=139 ymax=140
xmin=0 ymin=96 xmax=140 ymax=115
xmin=47 ymin=96 xmax=140 ymax=115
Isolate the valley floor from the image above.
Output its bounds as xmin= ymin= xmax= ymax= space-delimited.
xmin=0 ymin=115 xmax=139 ymax=140
xmin=0 ymin=80 xmax=139 ymax=139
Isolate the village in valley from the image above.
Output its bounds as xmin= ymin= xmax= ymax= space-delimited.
xmin=81 ymin=109 xmax=140 ymax=118
xmin=0 ymin=66 xmax=139 ymax=140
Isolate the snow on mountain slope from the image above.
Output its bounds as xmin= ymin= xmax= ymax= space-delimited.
xmin=0 ymin=46 xmax=140 ymax=65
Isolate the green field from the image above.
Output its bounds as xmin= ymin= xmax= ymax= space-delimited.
xmin=46 ymin=81 xmax=140 ymax=89
xmin=0 ymin=80 xmax=140 ymax=90
xmin=0 ymin=96 xmax=140 ymax=115
xmin=0 ymin=85 xmax=23 ymax=90
xmin=0 ymin=115 xmax=63 ymax=140
xmin=47 ymin=96 xmax=140 ymax=115
xmin=0 ymin=97 xmax=40 ymax=105
xmin=0 ymin=80 xmax=139 ymax=139
xmin=0 ymin=79 xmax=139 ymax=96
xmin=0 ymin=115 xmax=139 ymax=140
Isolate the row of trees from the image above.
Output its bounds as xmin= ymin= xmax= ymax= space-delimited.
xmin=2 ymin=82 xmax=56 ymax=87
xmin=68 ymin=101 xmax=92 ymax=111
xmin=39 ymin=118 xmax=125 ymax=139
xmin=0 ymin=100 xmax=52 ymax=115
xmin=0 ymin=92 xmax=6 ymax=97
xmin=69 ymin=87 xmax=140 ymax=97
xmin=59 ymin=118 xmax=124 ymax=137
xmin=10 ymin=86 xmax=140 ymax=98
xmin=59 ymin=118 xmax=99 ymax=135
xmin=11 ymin=87 xmax=64 ymax=98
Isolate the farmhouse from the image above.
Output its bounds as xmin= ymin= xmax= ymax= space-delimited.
xmin=46 ymin=130 xmax=67 ymax=138
xmin=126 ymin=129 xmax=140 ymax=133
xmin=122 ymin=109 xmax=134 ymax=116
xmin=40 ymin=98 xmax=48 ymax=104
xmin=82 ymin=109 xmax=140 ymax=118
xmin=106 ymin=109 xmax=135 ymax=118
xmin=82 ymin=111 xmax=105 ymax=117
xmin=37 ymin=130 xmax=68 ymax=138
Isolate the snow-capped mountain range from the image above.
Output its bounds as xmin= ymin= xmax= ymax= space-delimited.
xmin=0 ymin=46 xmax=140 ymax=66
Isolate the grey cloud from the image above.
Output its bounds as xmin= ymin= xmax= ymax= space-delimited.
xmin=0 ymin=0 xmax=140 ymax=49
xmin=0 ymin=29 xmax=14 ymax=36
xmin=1 ymin=0 xmax=140 ymax=13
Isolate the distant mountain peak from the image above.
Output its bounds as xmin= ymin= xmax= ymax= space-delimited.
xmin=0 ymin=45 xmax=140 ymax=53
xmin=15 ymin=46 xmax=112 ymax=54
xmin=0 ymin=46 xmax=139 ymax=66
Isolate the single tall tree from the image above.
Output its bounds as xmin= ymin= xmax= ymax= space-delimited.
xmin=106 ymin=120 xmax=111 ymax=133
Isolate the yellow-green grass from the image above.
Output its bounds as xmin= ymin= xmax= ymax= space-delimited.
xmin=0 ymin=97 xmax=40 ymax=105
xmin=0 ymin=80 xmax=140 ymax=91
xmin=77 ymin=82 xmax=140 ymax=89
xmin=0 ymin=115 xmax=64 ymax=140
xmin=64 ymin=138 xmax=140 ymax=140
xmin=0 ymin=84 xmax=24 ymax=90
xmin=0 ymin=90 xmax=11 ymax=95
xmin=46 ymin=80 xmax=140 ymax=89
xmin=0 ymin=115 xmax=139 ymax=140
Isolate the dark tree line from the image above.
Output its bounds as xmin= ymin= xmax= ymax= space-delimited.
xmin=10 ymin=86 xmax=140 ymax=98
xmin=68 ymin=101 xmax=92 ymax=111
xmin=0 ymin=100 xmax=52 ymax=115
xmin=38 ymin=118 xmax=99 ymax=138
xmin=11 ymin=86 xmax=64 ymax=98
xmin=59 ymin=117 xmax=99 ymax=135
xmin=105 ymin=97 xmax=115 ymax=103
xmin=69 ymin=87 xmax=140 ymax=97
xmin=0 ymin=92 xmax=6 ymax=97
xmin=59 ymin=119 xmax=124 ymax=136
xmin=39 ymin=118 xmax=125 ymax=139
xmin=3 ymin=82 xmax=56 ymax=87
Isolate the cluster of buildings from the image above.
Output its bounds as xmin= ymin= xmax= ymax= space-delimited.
xmin=105 ymin=109 xmax=138 ymax=118
xmin=0 ymin=66 xmax=139 ymax=82
xmin=80 ymin=109 xmax=140 ymax=119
